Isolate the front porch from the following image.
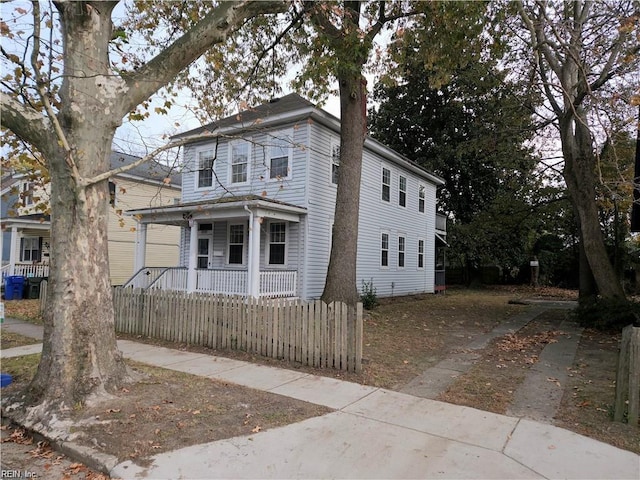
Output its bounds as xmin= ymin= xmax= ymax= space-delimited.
xmin=123 ymin=267 xmax=297 ymax=298
xmin=125 ymin=195 xmax=307 ymax=299
xmin=1 ymin=214 xmax=51 ymax=280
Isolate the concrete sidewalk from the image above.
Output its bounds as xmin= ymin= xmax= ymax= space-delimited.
xmin=2 ymin=318 xmax=639 ymax=479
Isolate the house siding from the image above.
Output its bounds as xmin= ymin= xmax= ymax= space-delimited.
xmin=108 ymin=178 xmax=180 ymax=285
xmin=356 ymin=150 xmax=437 ymax=297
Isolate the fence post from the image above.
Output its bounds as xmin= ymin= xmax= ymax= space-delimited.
xmin=39 ymin=280 xmax=48 ymax=314
xmin=614 ymin=325 xmax=640 ymax=425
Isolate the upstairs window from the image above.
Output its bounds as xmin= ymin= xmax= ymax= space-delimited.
xmin=399 ymin=175 xmax=407 ymax=207
xmin=398 ymin=236 xmax=406 ymax=268
xmin=230 ymin=141 xmax=249 ymax=184
xmin=268 ymin=222 xmax=286 ymax=265
xmin=382 ymin=168 xmax=391 ymax=202
xmin=197 ymin=149 xmax=215 ymax=188
xmin=228 ymin=224 xmax=245 ymax=264
xmin=22 ymin=182 xmax=34 ymax=206
xmin=109 ymin=181 xmax=116 ymax=206
xmin=381 ymin=233 xmax=389 ymax=267
xmin=418 ymin=185 xmax=426 ymax=213
xmin=331 ymin=144 xmax=340 ymax=185
xmin=269 ymin=134 xmax=291 ymax=180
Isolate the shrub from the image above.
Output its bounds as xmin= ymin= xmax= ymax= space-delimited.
xmin=572 ymin=297 xmax=640 ymax=332
xmin=360 ymin=279 xmax=378 ymax=310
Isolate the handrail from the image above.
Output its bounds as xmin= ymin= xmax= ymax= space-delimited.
xmin=122 ymin=267 xmax=169 ymax=289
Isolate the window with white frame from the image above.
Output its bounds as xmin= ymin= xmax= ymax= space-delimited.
xmin=331 ymin=144 xmax=340 ymax=185
xmin=21 ymin=237 xmax=40 ymax=262
xmin=398 ymin=236 xmax=406 ymax=268
xmin=22 ymin=182 xmax=34 ymax=206
xmin=268 ymin=134 xmax=292 ymax=180
xmin=228 ymin=224 xmax=245 ymax=264
xmin=268 ymin=222 xmax=286 ymax=265
xmin=382 ymin=167 xmax=391 ymax=202
xmin=197 ymin=149 xmax=215 ymax=188
xmin=418 ymin=239 xmax=425 ymax=269
xmin=418 ymin=184 xmax=426 ymax=213
xmin=399 ymin=175 xmax=407 ymax=207
xmin=230 ymin=141 xmax=249 ymax=184
xmin=381 ymin=233 xmax=389 ymax=267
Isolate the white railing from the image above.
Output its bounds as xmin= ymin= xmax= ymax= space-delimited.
xmin=6 ymin=263 xmax=50 ymax=278
xmin=196 ymin=269 xmax=247 ymax=295
xmin=151 ymin=268 xmax=188 ymax=291
xmin=125 ymin=267 xmax=297 ymax=298
xmin=260 ymin=270 xmax=297 ymax=298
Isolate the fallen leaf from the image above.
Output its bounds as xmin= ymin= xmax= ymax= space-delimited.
xmin=251 ymin=425 xmax=262 ymax=433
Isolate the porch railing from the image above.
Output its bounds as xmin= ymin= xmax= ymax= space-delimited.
xmin=260 ymin=270 xmax=297 ymax=298
xmin=2 ymin=263 xmax=50 ymax=278
xmin=126 ymin=267 xmax=297 ymax=298
xmin=196 ymin=269 xmax=247 ymax=295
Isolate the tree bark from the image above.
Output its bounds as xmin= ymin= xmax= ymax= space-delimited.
xmin=321 ymin=74 xmax=366 ymax=306
xmin=560 ymin=112 xmax=625 ymax=299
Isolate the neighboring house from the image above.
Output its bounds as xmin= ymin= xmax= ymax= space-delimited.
xmin=126 ymin=94 xmax=446 ymax=300
xmin=1 ymin=152 xmax=182 ymax=285
xmin=127 ymin=94 xmax=446 ymax=299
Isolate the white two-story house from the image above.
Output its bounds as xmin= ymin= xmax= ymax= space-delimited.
xmin=125 ymin=93 xmax=446 ymax=299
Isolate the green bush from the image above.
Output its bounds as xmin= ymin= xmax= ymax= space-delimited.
xmin=360 ymin=279 xmax=378 ymax=310
xmin=573 ymin=297 xmax=640 ymax=332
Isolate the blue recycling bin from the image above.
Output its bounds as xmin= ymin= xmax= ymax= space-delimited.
xmin=4 ymin=276 xmax=25 ymax=300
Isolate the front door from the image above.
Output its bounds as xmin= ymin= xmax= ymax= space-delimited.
xmin=197 ymin=223 xmax=214 ymax=269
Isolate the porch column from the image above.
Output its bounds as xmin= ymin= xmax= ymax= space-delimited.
xmin=247 ymin=214 xmax=261 ymax=298
xmin=9 ymin=226 xmax=19 ymax=276
xmin=187 ymin=220 xmax=198 ymax=293
xmin=134 ymin=222 xmax=147 ymax=272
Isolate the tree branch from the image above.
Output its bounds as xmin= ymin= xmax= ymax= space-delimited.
xmin=122 ymin=0 xmax=286 ymax=113
xmin=0 ymin=92 xmax=55 ymax=157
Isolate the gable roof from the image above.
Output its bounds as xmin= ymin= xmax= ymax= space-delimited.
xmin=110 ymin=151 xmax=182 ymax=187
xmin=172 ymin=94 xmax=315 ymax=140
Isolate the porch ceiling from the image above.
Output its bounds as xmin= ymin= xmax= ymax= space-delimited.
xmin=126 ymin=194 xmax=307 ymax=226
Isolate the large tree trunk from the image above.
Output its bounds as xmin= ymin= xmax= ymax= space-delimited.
xmin=321 ymin=74 xmax=366 ymax=306
xmin=25 ymin=1 xmax=130 ymax=415
xmin=560 ymin=112 xmax=625 ymax=300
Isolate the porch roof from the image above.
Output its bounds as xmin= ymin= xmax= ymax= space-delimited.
xmin=126 ymin=194 xmax=307 ymax=226
xmin=1 ymin=214 xmax=51 ymax=231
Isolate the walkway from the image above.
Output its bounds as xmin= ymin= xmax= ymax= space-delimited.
xmin=1 ymin=311 xmax=638 ymax=480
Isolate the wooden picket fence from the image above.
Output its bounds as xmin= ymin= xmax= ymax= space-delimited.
xmin=113 ymin=288 xmax=363 ymax=372
xmin=38 ymin=284 xmax=363 ymax=372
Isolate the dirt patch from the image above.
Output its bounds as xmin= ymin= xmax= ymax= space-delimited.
xmin=1 ymin=357 xmax=331 ymax=467
xmin=0 ymin=329 xmax=39 ymax=349
xmin=555 ymin=328 xmax=640 ymax=453
xmin=3 ymin=299 xmax=42 ymax=324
